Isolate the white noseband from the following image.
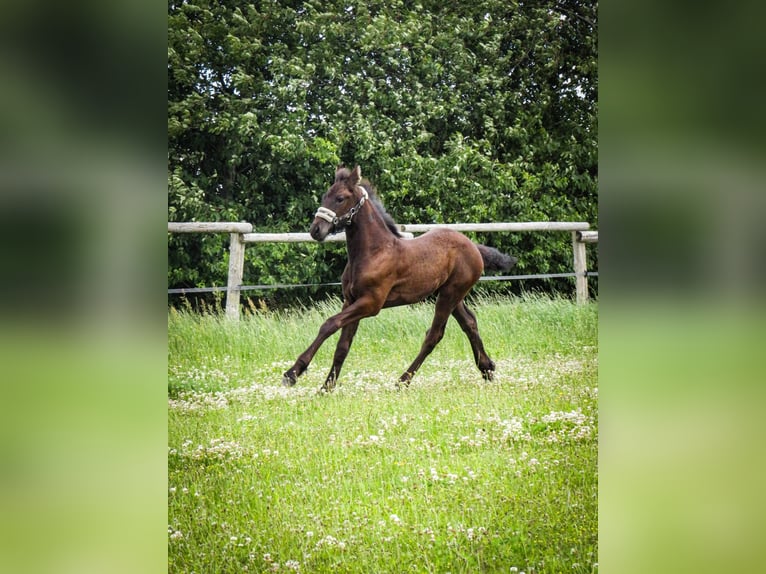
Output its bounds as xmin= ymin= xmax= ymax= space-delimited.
xmin=314 ymin=206 xmax=338 ymax=224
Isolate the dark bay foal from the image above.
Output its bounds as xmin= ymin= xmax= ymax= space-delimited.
xmin=282 ymin=165 xmax=516 ymax=391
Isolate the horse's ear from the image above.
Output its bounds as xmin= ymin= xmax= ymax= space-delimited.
xmin=334 ymin=164 xmax=345 ymax=181
xmin=350 ymin=165 xmax=361 ymax=184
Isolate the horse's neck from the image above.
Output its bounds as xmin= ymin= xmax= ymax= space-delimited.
xmin=345 ymin=203 xmax=394 ymax=261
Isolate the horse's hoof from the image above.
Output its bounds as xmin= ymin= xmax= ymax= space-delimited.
xmin=282 ymin=373 xmax=296 ymax=387
xmin=321 ymin=377 xmax=336 ymax=393
xmin=481 ymin=369 xmax=495 ymax=381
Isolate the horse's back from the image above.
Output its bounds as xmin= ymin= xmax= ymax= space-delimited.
xmin=413 ymin=227 xmax=481 ymax=256
xmin=402 ymin=227 xmax=483 ymax=281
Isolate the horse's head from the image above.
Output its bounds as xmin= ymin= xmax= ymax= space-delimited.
xmin=310 ymin=165 xmax=369 ymax=241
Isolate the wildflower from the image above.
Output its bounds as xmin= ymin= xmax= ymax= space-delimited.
xmin=390 ymin=514 xmax=401 ymax=525
xmin=169 ymin=530 xmax=183 ymax=540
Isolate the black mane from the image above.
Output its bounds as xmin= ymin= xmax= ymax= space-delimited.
xmin=359 ymin=181 xmax=403 ymax=238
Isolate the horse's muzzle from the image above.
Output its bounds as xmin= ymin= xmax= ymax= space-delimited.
xmin=310 ymin=219 xmax=331 ymax=242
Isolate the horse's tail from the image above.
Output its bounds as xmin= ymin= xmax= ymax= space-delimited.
xmin=476 ymin=244 xmax=517 ymax=273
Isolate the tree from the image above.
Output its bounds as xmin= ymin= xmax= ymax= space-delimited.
xmin=168 ymin=0 xmax=597 ymax=304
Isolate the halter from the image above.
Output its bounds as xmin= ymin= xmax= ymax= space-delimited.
xmin=314 ymin=186 xmax=368 ymax=233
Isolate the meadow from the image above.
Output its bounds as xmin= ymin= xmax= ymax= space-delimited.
xmin=168 ymin=295 xmax=598 ymax=573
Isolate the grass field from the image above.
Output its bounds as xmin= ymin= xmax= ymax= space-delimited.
xmin=168 ymin=295 xmax=598 ymax=573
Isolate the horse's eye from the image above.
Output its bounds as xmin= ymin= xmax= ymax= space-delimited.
xmin=335 ymin=196 xmax=345 ymax=204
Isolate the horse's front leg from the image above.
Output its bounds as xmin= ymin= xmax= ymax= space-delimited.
xmin=321 ymin=297 xmax=361 ymax=392
xmin=281 ymin=296 xmax=380 ymax=388
xmin=321 ymin=319 xmax=360 ymax=393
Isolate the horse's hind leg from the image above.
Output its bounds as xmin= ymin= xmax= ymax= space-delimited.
xmin=399 ymin=294 xmax=455 ymax=385
xmin=452 ymin=300 xmax=496 ymax=380
xmin=321 ymin=320 xmax=360 ymax=392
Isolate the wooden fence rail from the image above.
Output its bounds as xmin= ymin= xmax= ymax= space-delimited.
xmin=168 ymin=222 xmax=598 ymax=319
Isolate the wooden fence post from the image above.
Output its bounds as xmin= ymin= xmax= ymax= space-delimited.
xmin=225 ymin=232 xmax=246 ymax=320
xmin=572 ymin=231 xmax=588 ymax=304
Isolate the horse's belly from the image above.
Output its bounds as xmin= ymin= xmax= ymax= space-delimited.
xmin=383 ymin=292 xmax=426 ymax=308
xmin=384 ymin=275 xmax=445 ymax=307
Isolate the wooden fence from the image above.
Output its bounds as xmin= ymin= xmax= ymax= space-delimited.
xmin=168 ymin=222 xmax=598 ymax=320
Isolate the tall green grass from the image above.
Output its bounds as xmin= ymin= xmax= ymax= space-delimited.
xmin=169 ymin=295 xmax=598 ymax=573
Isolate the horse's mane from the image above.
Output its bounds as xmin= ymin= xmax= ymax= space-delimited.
xmin=360 ymin=181 xmax=403 ymax=238
xmin=335 ymin=167 xmax=402 ymax=238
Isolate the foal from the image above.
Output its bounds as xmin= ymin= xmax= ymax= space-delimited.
xmin=282 ymin=165 xmax=516 ymax=391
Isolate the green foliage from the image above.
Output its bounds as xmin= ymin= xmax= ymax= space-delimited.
xmin=168 ymin=0 xmax=597 ymax=302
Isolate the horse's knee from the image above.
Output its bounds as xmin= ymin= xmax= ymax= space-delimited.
xmin=318 ymin=317 xmax=341 ymax=339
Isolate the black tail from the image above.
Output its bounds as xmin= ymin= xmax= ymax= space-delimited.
xmin=476 ymin=244 xmax=517 ymax=273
